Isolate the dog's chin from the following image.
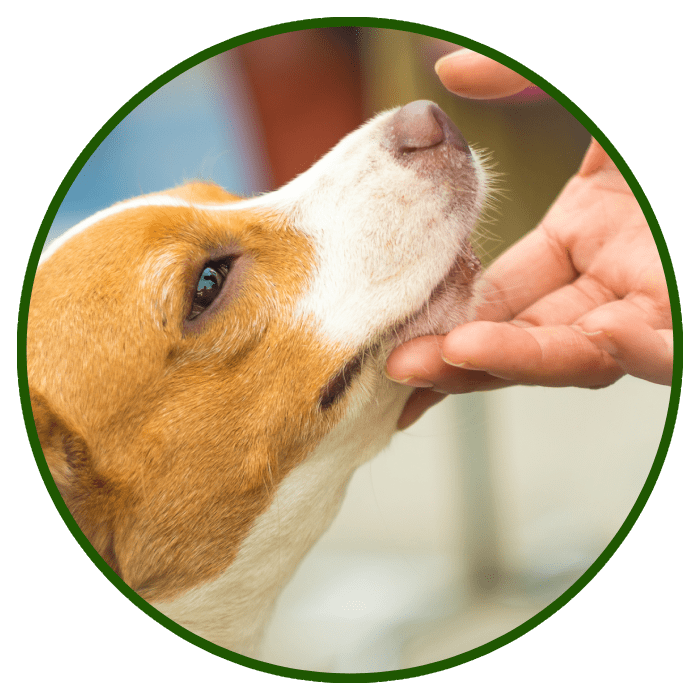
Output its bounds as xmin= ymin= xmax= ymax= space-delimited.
xmin=389 ymin=248 xmax=481 ymax=348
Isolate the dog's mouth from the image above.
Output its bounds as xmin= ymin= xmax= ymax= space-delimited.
xmin=388 ymin=243 xmax=481 ymax=349
xmin=319 ymin=241 xmax=480 ymax=409
xmin=319 ymin=230 xmax=481 ymax=405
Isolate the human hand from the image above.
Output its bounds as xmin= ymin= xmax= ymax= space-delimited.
xmin=387 ymin=50 xmax=673 ymax=429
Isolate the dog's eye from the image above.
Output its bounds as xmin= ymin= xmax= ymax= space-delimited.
xmin=187 ymin=258 xmax=233 ymax=320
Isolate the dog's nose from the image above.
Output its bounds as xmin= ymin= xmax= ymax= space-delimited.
xmin=388 ymin=100 xmax=470 ymax=156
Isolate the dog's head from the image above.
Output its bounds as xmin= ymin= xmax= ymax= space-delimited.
xmin=28 ymin=101 xmax=488 ymax=609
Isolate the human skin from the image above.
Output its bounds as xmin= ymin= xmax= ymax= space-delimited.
xmin=386 ymin=50 xmax=673 ymax=429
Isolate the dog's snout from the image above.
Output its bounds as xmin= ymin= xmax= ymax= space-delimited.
xmin=388 ymin=100 xmax=470 ymax=157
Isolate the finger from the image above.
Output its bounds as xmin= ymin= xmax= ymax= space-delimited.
xmin=575 ymin=302 xmax=674 ymax=386
xmin=385 ymin=335 xmax=447 ymax=385
xmin=442 ymin=321 xmax=624 ymax=388
xmin=508 ymin=273 xmax=615 ymax=328
xmin=435 ymin=49 xmax=532 ymax=99
xmin=472 ymin=223 xmax=578 ymax=323
xmin=397 ymin=389 xmax=447 ymax=430
xmin=578 ymin=139 xmax=615 ymax=178
xmin=386 ymin=335 xmax=513 ymax=393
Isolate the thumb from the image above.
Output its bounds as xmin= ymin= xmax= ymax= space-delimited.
xmin=435 ymin=49 xmax=532 ymax=99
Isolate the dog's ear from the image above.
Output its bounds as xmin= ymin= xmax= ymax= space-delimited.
xmin=30 ymin=389 xmax=96 ymax=504
xmin=30 ymin=389 xmax=121 ymax=573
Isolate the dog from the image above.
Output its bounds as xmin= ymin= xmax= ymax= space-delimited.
xmin=28 ymin=100 xmax=489 ymax=656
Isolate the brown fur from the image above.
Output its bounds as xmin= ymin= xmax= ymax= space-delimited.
xmin=28 ymin=183 xmax=354 ymax=602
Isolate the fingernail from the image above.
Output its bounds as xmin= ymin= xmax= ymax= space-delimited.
xmin=594 ymin=331 xmax=618 ymax=356
xmin=442 ymin=355 xmax=479 ymax=369
xmin=389 ymin=375 xmax=435 ymax=388
xmin=573 ymin=326 xmax=617 ymax=356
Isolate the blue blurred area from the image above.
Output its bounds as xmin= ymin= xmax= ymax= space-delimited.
xmin=46 ymin=54 xmax=268 ymax=246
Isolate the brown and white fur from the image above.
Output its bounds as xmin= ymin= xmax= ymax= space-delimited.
xmin=28 ymin=100 xmax=488 ymax=656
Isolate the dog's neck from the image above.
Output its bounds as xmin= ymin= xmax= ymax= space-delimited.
xmin=153 ymin=378 xmax=409 ymax=655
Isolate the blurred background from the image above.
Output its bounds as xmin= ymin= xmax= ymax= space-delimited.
xmin=43 ymin=27 xmax=672 ymax=673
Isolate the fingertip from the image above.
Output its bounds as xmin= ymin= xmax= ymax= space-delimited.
xmin=575 ymin=316 xmax=674 ymax=387
xmin=441 ymin=322 xmax=488 ymax=369
xmin=385 ymin=335 xmax=446 ymax=382
xmin=385 ymin=339 xmax=416 ymax=381
xmin=434 ymin=47 xmax=474 ymax=76
xmin=435 ymin=50 xmax=532 ymax=99
xmin=578 ymin=139 xmax=614 ymax=177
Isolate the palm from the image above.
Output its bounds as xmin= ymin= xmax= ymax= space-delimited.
xmin=517 ymin=151 xmax=668 ymax=332
xmin=470 ymin=142 xmax=671 ymax=384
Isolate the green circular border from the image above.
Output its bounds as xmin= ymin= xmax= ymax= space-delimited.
xmin=17 ymin=16 xmax=682 ymax=684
